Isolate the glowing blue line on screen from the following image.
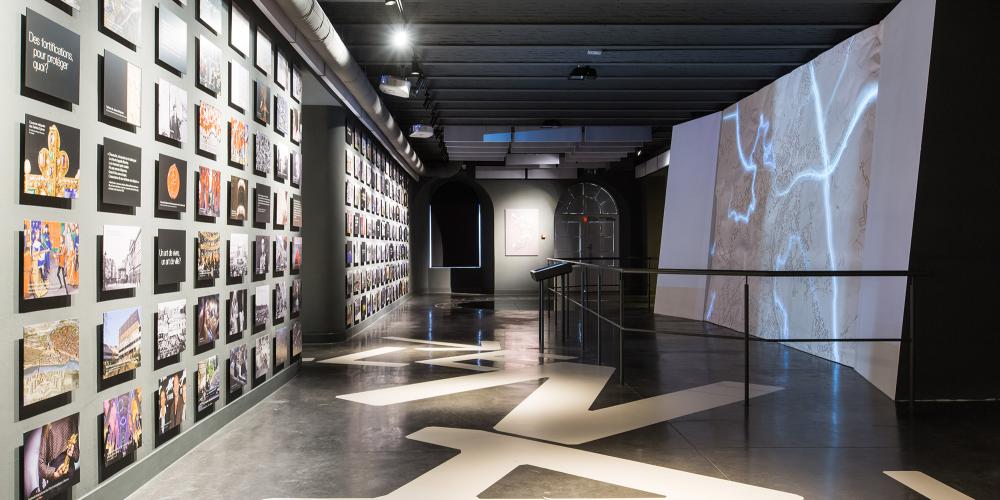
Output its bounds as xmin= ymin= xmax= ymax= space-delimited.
xmin=705 ymin=291 xmax=717 ymax=321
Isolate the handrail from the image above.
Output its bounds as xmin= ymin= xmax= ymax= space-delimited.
xmin=535 ymin=257 xmax=922 ymax=411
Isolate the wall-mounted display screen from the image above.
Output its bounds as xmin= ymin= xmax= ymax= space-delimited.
xmin=196 ymin=355 xmax=220 ymax=412
xmin=156 ymin=228 xmax=186 ymax=285
xmin=197 ymin=294 xmax=220 ymax=346
xmin=157 ymin=370 xmax=186 ymax=435
xmin=102 ymin=138 xmax=141 ymax=207
xmin=156 ymin=300 xmax=186 ymax=360
xmin=102 ymin=388 xmax=141 ymax=466
xmin=102 ymin=307 xmax=141 ymax=380
xmin=22 ymin=319 xmax=80 ymax=407
xmin=23 ymin=9 xmax=80 ymax=104
xmin=22 ymin=413 xmax=80 ymax=500
xmin=23 ymin=115 xmax=80 ymax=200
xmin=102 ymin=51 xmax=141 ymax=126
xmin=102 ymin=225 xmax=141 ymax=291
xmin=156 ymin=154 xmax=187 ymax=212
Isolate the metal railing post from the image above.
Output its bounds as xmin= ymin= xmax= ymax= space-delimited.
xmin=597 ymin=271 xmax=603 ymax=365
xmin=581 ymin=269 xmax=587 ymax=356
xmin=744 ymin=276 xmax=750 ymax=412
xmin=562 ymin=273 xmax=567 ymax=339
xmin=908 ymin=276 xmax=916 ymax=409
xmin=619 ymin=271 xmax=625 ymax=385
xmin=538 ymin=280 xmax=545 ymax=354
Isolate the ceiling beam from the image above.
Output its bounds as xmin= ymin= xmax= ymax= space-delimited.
xmin=346 ymin=43 xmax=833 ymax=49
xmin=336 ymin=23 xmax=869 ymax=28
xmin=358 ymin=60 xmax=806 ymax=66
xmin=426 ymin=88 xmax=758 ymax=93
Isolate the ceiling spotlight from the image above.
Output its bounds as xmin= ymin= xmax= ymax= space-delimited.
xmin=409 ymin=57 xmax=423 ymax=78
xmin=384 ymin=0 xmax=397 ymax=5
xmin=390 ymin=27 xmax=410 ymax=50
xmin=568 ymin=65 xmax=597 ymax=80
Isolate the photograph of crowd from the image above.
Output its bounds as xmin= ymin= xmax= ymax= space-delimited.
xmin=198 ymin=166 xmax=221 ymax=217
xmin=254 ymin=285 xmax=269 ymax=328
xmin=102 ymin=388 xmax=142 ymax=466
xmin=273 ymin=283 xmax=288 ymax=322
xmin=156 ymin=300 xmax=187 ymax=360
xmin=197 ymin=231 xmax=221 ymax=280
xmin=23 ymin=319 xmax=80 ymax=407
xmin=23 ymin=220 xmax=80 ymax=300
xmin=197 ymin=35 xmax=222 ymax=94
xmin=102 ymin=307 xmax=141 ymax=380
xmin=254 ymin=335 xmax=270 ymax=379
xmin=274 ymin=235 xmax=288 ymax=273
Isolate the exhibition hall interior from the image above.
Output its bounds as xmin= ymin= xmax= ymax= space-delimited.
xmin=2 ymin=0 xmax=997 ymax=499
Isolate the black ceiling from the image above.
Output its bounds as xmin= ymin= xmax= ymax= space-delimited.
xmin=319 ymin=0 xmax=898 ymax=166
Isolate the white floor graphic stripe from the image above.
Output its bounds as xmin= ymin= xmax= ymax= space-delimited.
xmin=883 ymin=471 xmax=973 ymax=500
xmin=339 ymin=362 xmax=782 ymax=444
xmin=382 ymin=336 xmax=501 ymax=350
xmin=318 ymin=347 xmax=409 ymax=367
xmin=414 ymin=350 xmax=574 ymax=372
xmin=269 ymin=427 xmax=802 ymax=500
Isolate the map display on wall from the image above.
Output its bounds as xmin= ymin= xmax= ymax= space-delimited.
xmin=101 ymin=0 xmax=141 ymax=46
xmin=229 ymin=344 xmax=248 ymax=392
xmin=23 ymin=115 xmax=80 ymax=199
xmin=156 ymin=300 xmax=186 ymax=360
xmin=23 ymin=9 xmax=80 ymax=104
xmin=102 ymin=225 xmax=141 ymax=291
xmin=254 ymin=29 xmax=272 ymax=75
xmin=254 ymin=335 xmax=269 ymax=379
xmin=504 ymin=209 xmax=539 ymax=256
xmin=102 ymin=138 xmax=141 ymax=207
xmin=156 ymin=79 xmax=188 ymax=143
xmin=102 ymin=307 xmax=141 ymax=379
xmin=229 ymin=233 xmax=248 ymax=278
xmin=229 ymin=3 xmax=250 ymax=57
xmin=157 ymin=371 xmax=186 ymax=435
xmin=229 ymin=118 xmax=249 ymax=167
xmin=705 ymin=26 xmax=881 ymax=365
xmin=197 ymin=101 xmax=224 ymax=155
xmin=102 ymin=388 xmax=142 ymax=466
xmin=198 ymin=166 xmax=221 ymax=217
xmin=229 ymin=289 xmax=247 ymax=336
xmin=230 ymin=176 xmax=249 ymax=220
xmin=21 ymin=413 xmax=80 ymax=500
xmin=197 ymin=36 xmax=222 ymax=95
xmin=102 ymin=51 xmax=141 ymax=126
xmin=197 ymin=294 xmax=220 ymax=346
xmin=22 ymin=319 xmax=80 ymax=406
xmin=156 ymin=228 xmax=186 ymax=285
xmin=156 ymin=154 xmax=187 ymax=212
xmin=197 ymin=0 xmax=223 ymax=33
xmin=156 ymin=7 xmax=187 ymax=74
xmin=229 ymin=62 xmax=250 ymax=112
xmin=196 ymin=355 xmax=220 ymax=412
xmin=197 ymin=231 xmax=221 ymax=280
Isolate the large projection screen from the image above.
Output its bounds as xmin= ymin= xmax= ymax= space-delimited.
xmin=705 ymin=26 xmax=881 ymax=365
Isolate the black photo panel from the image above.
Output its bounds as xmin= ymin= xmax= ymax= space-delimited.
xmin=102 ymin=138 xmax=141 ymax=207
xmin=156 ymin=228 xmax=186 ymax=285
xmin=23 ymin=9 xmax=81 ymax=104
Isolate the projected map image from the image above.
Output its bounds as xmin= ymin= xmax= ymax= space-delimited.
xmin=706 ymin=25 xmax=880 ymax=365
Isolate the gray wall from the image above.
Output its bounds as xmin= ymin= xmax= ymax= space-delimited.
xmin=2 ymin=1 xmax=303 ymax=498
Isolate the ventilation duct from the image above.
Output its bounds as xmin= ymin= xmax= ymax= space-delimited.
xmin=262 ymin=0 xmax=426 ymax=177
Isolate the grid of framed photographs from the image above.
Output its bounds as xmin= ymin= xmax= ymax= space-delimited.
xmin=344 ymin=119 xmax=411 ymax=330
xmin=12 ymin=0 xmax=307 ymax=494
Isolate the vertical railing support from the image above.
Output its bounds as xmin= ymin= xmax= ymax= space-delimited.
xmin=618 ymin=271 xmax=625 ymax=385
xmin=581 ymin=269 xmax=587 ymax=356
xmin=597 ymin=271 xmax=603 ymax=365
xmin=538 ymin=280 xmax=545 ymax=354
xmin=908 ymin=276 xmax=916 ymax=409
xmin=744 ymin=276 xmax=750 ymax=412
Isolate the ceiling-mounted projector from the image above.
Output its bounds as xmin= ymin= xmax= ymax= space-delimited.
xmin=379 ymin=74 xmax=412 ymax=98
xmin=410 ymin=123 xmax=434 ymax=138
xmin=568 ymin=65 xmax=598 ymax=80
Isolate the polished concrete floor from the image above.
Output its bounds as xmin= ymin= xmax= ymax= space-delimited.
xmin=131 ymin=294 xmax=996 ymax=499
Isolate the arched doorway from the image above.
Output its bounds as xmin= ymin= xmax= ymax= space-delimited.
xmin=554 ymin=183 xmax=620 ymax=261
